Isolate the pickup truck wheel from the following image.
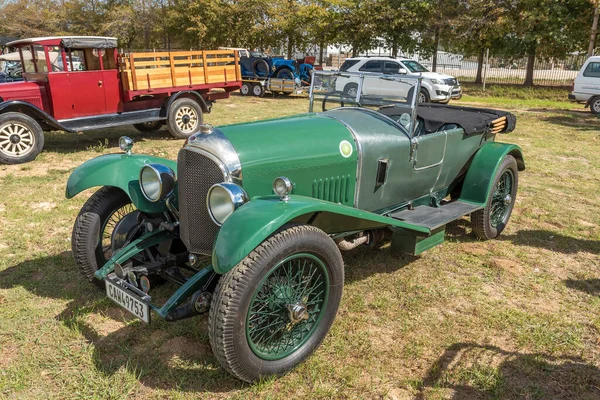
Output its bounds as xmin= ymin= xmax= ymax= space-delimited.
xmin=72 ymin=186 xmax=138 ymax=288
xmin=0 ymin=112 xmax=44 ymax=164
xmin=471 ymin=155 xmax=518 ymax=240
xmin=167 ymin=97 xmax=203 ymax=139
xmin=133 ymin=121 xmax=163 ymax=132
xmin=590 ymin=97 xmax=600 ymax=114
xmin=343 ymin=83 xmax=358 ymax=98
xmin=208 ymin=225 xmax=344 ymax=382
xmin=418 ymin=89 xmax=430 ymax=103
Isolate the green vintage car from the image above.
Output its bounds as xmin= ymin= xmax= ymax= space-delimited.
xmin=66 ymin=70 xmax=524 ymax=382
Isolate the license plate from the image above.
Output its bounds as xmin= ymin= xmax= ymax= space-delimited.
xmin=105 ymin=279 xmax=150 ymax=323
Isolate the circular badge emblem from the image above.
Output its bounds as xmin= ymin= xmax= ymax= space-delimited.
xmin=339 ymin=140 xmax=353 ymax=158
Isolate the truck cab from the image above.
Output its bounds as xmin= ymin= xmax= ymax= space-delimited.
xmin=0 ymin=36 xmax=242 ymax=165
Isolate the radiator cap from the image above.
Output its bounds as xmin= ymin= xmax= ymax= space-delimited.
xmin=199 ymin=123 xmax=213 ymax=134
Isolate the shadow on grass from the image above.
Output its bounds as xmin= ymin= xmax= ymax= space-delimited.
xmin=417 ymin=342 xmax=600 ymax=399
xmin=535 ymin=109 xmax=600 ymax=132
xmin=564 ymin=279 xmax=600 ymax=297
xmin=43 ymin=126 xmax=176 ymax=155
xmin=499 ymin=229 xmax=600 ymax=254
xmin=0 ymin=252 xmax=243 ymax=393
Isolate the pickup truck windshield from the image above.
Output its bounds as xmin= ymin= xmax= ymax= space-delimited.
xmin=402 ymin=60 xmax=429 ymax=73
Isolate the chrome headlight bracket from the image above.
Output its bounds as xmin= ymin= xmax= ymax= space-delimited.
xmin=206 ymin=183 xmax=249 ymax=226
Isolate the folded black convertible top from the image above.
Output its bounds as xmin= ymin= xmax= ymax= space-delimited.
xmin=417 ymin=103 xmax=517 ymax=135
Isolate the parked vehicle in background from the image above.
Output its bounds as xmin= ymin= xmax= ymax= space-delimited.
xmin=568 ymin=56 xmax=600 ymax=114
xmin=0 ymin=52 xmax=24 ymax=82
xmin=65 ymin=69 xmax=523 ymax=383
xmin=337 ymin=56 xmax=462 ymax=103
xmin=0 ymin=36 xmax=242 ymax=164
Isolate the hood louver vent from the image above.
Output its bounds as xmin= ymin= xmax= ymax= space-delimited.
xmin=312 ymin=175 xmax=352 ymax=204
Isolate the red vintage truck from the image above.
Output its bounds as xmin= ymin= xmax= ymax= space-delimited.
xmin=0 ymin=36 xmax=242 ymax=164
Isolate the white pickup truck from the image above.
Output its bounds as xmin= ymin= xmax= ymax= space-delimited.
xmin=569 ymin=56 xmax=600 ymax=114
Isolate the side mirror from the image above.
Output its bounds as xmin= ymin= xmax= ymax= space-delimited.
xmin=398 ymin=68 xmax=408 ymax=74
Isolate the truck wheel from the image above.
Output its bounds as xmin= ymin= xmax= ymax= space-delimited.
xmin=0 ymin=112 xmax=44 ymax=164
xmin=343 ymin=83 xmax=358 ymax=98
xmin=167 ymin=97 xmax=203 ymax=139
xmin=418 ymin=89 xmax=430 ymax=103
xmin=72 ymin=186 xmax=138 ymax=288
xmin=208 ymin=225 xmax=344 ymax=382
xmin=590 ymin=97 xmax=600 ymax=114
xmin=133 ymin=121 xmax=163 ymax=132
xmin=252 ymin=83 xmax=265 ymax=97
xmin=471 ymin=155 xmax=518 ymax=240
xmin=240 ymin=82 xmax=252 ymax=96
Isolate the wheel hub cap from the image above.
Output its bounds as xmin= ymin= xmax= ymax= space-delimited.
xmin=9 ymin=134 xmax=20 ymax=144
xmin=504 ymin=194 xmax=511 ymax=205
xmin=287 ymin=302 xmax=309 ymax=324
xmin=0 ymin=122 xmax=35 ymax=157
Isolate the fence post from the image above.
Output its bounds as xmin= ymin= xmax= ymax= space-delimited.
xmin=482 ymin=48 xmax=489 ymax=92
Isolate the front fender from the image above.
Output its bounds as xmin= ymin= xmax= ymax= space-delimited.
xmin=460 ymin=142 xmax=525 ymax=206
xmin=212 ymin=195 xmax=430 ymax=274
xmin=65 ymin=153 xmax=177 ymax=213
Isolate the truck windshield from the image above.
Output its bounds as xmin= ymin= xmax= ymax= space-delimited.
xmin=402 ymin=60 xmax=429 ymax=73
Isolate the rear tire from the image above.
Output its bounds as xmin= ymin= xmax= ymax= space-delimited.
xmin=0 ymin=112 xmax=44 ymax=164
xmin=343 ymin=83 xmax=358 ymax=98
xmin=72 ymin=186 xmax=136 ymax=288
xmin=167 ymin=97 xmax=203 ymax=139
xmin=471 ymin=155 xmax=518 ymax=240
xmin=252 ymin=83 xmax=265 ymax=97
xmin=240 ymin=82 xmax=252 ymax=96
xmin=208 ymin=225 xmax=344 ymax=382
xmin=133 ymin=121 xmax=163 ymax=132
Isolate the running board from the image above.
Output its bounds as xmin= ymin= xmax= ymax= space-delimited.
xmin=390 ymin=201 xmax=481 ymax=230
xmin=58 ymin=109 xmax=162 ymax=132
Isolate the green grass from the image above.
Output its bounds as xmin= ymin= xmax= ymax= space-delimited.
xmin=1 ymin=89 xmax=599 ymax=399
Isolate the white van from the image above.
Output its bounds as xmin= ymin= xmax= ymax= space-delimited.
xmin=569 ymin=56 xmax=600 ymax=114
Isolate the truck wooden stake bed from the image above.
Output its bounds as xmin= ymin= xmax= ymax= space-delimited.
xmin=0 ymin=36 xmax=242 ymax=164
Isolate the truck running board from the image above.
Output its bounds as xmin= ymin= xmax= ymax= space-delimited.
xmin=59 ymin=108 xmax=162 ymax=132
xmin=390 ymin=201 xmax=482 ymax=230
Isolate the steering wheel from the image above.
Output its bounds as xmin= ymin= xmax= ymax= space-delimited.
xmin=321 ymin=91 xmax=361 ymax=111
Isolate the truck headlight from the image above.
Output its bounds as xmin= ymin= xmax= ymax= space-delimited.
xmin=207 ymin=183 xmax=248 ymax=225
xmin=429 ymin=78 xmax=444 ymax=85
xmin=139 ymin=164 xmax=176 ymax=202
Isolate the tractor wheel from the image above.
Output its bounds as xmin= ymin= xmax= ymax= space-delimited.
xmin=471 ymin=155 xmax=519 ymax=240
xmin=208 ymin=225 xmax=344 ymax=382
xmin=0 ymin=112 xmax=44 ymax=164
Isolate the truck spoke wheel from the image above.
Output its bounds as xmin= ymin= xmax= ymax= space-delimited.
xmin=208 ymin=225 xmax=344 ymax=382
xmin=167 ymin=98 xmax=203 ymax=139
xmin=0 ymin=113 xmax=44 ymax=165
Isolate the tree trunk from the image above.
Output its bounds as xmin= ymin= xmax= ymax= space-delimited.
xmin=392 ymin=39 xmax=398 ymax=57
xmin=475 ymin=47 xmax=485 ymax=84
xmin=432 ymin=26 xmax=440 ymax=72
xmin=318 ymin=39 xmax=324 ymax=66
xmin=524 ymin=45 xmax=536 ymax=86
xmin=287 ymin=36 xmax=293 ymax=59
xmin=589 ymin=2 xmax=599 ymax=57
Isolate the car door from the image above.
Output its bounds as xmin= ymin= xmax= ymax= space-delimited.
xmin=357 ymin=60 xmax=383 ymax=96
xmin=408 ymin=121 xmax=448 ymax=198
xmin=381 ymin=61 xmax=410 ymax=100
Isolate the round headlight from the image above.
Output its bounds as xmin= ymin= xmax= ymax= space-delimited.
xmin=119 ymin=136 xmax=134 ymax=153
xmin=273 ymin=176 xmax=293 ymax=198
xmin=139 ymin=164 xmax=176 ymax=202
xmin=207 ymin=183 xmax=248 ymax=226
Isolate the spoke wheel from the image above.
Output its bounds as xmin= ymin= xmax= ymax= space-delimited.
xmin=276 ymin=68 xmax=295 ymax=80
xmin=471 ymin=155 xmax=519 ymax=240
xmin=0 ymin=112 xmax=44 ymax=165
xmin=246 ymin=253 xmax=329 ymax=360
xmin=209 ymin=225 xmax=344 ymax=382
xmin=167 ymin=98 xmax=203 ymax=139
xmin=100 ymin=203 xmax=137 ymax=263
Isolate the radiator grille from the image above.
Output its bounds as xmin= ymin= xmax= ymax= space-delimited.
xmin=444 ymin=78 xmax=458 ymax=86
xmin=312 ymin=175 xmax=351 ymax=204
xmin=177 ymin=148 xmax=226 ymax=255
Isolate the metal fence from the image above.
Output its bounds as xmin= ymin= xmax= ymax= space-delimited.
xmin=325 ymin=50 xmax=589 ymax=87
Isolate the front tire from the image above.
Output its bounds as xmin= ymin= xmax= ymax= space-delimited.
xmin=0 ymin=112 xmax=44 ymax=164
xmin=167 ymin=97 xmax=203 ymax=139
xmin=471 ymin=155 xmax=519 ymax=240
xmin=72 ymin=186 xmax=137 ymax=288
xmin=590 ymin=96 xmax=600 ymax=115
xmin=208 ymin=225 xmax=344 ymax=382
xmin=418 ymin=89 xmax=430 ymax=103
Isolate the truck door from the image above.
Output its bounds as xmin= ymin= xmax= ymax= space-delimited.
xmin=99 ymin=49 xmax=121 ymax=113
xmin=64 ymin=49 xmax=108 ymax=118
